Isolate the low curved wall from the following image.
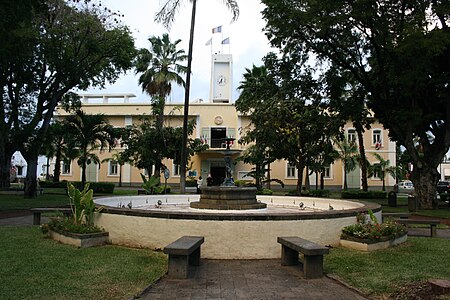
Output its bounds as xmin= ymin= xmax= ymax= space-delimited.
xmin=94 ymin=196 xmax=381 ymax=259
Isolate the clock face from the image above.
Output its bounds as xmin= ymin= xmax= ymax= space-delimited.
xmin=217 ymin=75 xmax=227 ymax=86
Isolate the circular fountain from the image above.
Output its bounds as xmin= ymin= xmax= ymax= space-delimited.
xmin=94 ymin=194 xmax=380 ymax=259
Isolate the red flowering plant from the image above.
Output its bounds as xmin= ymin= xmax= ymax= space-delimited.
xmin=341 ymin=209 xmax=407 ymax=244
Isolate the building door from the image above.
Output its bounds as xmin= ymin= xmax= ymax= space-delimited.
xmin=210 ymin=166 xmax=225 ymax=186
xmin=86 ymin=161 xmax=98 ymax=182
xmin=347 ymin=168 xmax=360 ymax=189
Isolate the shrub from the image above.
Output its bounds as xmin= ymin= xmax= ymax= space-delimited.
xmin=257 ymin=188 xmax=273 ymax=195
xmin=439 ymin=193 xmax=450 ymax=202
xmin=185 ymin=179 xmax=197 ymax=187
xmin=341 ymin=190 xmax=387 ymax=199
xmin=309 ymin=189 xmax=331 ymax=198
xmin=38 ymin=181 xmax=68 ymax=188
xmin=41 ymin=218 xmax=103 ymax=234
xmin=341 ymin=210 xmax=407 ymax=242
xmin=71 ymin=182 xmax=115 ymax=194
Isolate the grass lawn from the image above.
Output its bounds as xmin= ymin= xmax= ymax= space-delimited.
xmin=325 ymin=237 xmax=450 ymax=297
xmin=0 ymin=226 xmax=167 ymax=300
xmin=0 ymin=194 xmax=70 ymax=211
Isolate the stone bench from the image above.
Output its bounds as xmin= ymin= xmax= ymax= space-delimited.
xmin=396 ymin=219 xmax=441 ymax=237
xmin=30 ymin=207 xmax=72 ymax=225
xmin=277 ymin=236 xmax=329 ymax=279
xmin=163 ymin=236 xmax=204 ymax=279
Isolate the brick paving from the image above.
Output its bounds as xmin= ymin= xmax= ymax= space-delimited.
xmin=140 ymin=259 xmax=368 ymax=300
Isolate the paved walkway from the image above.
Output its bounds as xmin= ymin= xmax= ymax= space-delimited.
xmin=140 ymin=259 xmax=368 ymax=300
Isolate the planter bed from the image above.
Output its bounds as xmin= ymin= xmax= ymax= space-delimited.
xmin=49 ymin=230 xmax=109 ymax=248
xmin=340 ymin=234 xmax=407 ymax=251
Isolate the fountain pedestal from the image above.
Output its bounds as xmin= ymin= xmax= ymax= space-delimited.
xmin=190 ymin=186 xmax=267 ymax=210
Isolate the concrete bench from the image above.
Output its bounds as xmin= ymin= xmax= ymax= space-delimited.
xmin=277 ymin=236 xmax=329 ymax=279
xmin=163 ymin=236 xmax=204 ymax=279
xmin=30 ymin=207 xmax=72 ymax=225
xmin=396 ymin=219 xmax=441 ymax=237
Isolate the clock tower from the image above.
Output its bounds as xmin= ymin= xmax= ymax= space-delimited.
xmin=209 ymin=54 xmax=232 ymax=103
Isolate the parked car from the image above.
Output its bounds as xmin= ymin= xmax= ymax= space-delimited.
xmin=396 ymin=180 xmax=414 ymax=195
xmin=437 ymin=180 xmax=450 ymax=194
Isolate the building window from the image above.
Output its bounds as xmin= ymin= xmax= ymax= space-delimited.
xmin=287 ymin=163 xmax=297 ymax=178
xmin=372 ymin=169 xmax=381 ymax=179
xmin=109 ymin=161 xmax=118 ymax=176
xmin=373 ymin=129 xmax=382 ymax=145
xmin=210 ymin=127 xmax=227 ymax=148
xmin=124 ymin=116 xmax=132 ymax=126
xmin=238 ymin=171 xmax=250 ymax=180
xmin=347 ymin=129 xmax=357 ymax=144
xmin=173 ymin=163 xmax=181 ymax=177
xmin=17 ymin=166 xmax=23 ymax=176
xmin=323 ymin=165 xmax=331 ymax=179
xmin=62 ymin=161 xmax=71 ymax=175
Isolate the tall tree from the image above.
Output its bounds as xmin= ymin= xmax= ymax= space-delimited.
xmin=134 ymin=33 xmax=187 ymax=131
xmin=262 ymin=0 xmax=450 ymax=209
xmin=371 ymin=153 xmax=397 ymax=192
xmin=326 ymin=69 xmax=373 ymax=191
xmin=64 ymin=110 xmax=117 ymax=187
xmin=236 ymin=54 xmax=343 ymax=195
xmin=155 ymin=0 xmax=239 ymax=193
xmin=0 ymin=0 xmax=135 ymax=196
xmin=120 ymin=117 xmax=207 ymax=177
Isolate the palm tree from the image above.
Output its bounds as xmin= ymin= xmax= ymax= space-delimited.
xmin=155 ymin=0 xmax=239 ymax=193
xmin=371 ymin=153 xmax=397 ymax=191
xmin=135 ymin=33 xmax=187 ymax=130
xmin=64 ymin=110 xmax=117 ymax=186
xmin=335 ymin=138 xmax=359 ymax=190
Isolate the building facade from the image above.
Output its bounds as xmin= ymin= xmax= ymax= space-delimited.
xmin=52 ymin=54 xmax=397 ymax=190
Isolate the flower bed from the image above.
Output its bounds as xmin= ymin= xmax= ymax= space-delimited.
xmin=340 ymin=210 xmax=408 ymax=251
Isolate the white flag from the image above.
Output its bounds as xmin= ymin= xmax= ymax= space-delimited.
xmin=205 ymin=38 xmax=212 ymax=46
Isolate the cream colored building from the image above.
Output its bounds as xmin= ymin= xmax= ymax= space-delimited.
xmin=54 ymin=54 xmax=396 ymax=190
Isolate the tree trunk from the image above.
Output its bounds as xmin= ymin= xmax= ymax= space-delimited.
xmin=410 ymin=166 xmax=440 ymax=209
xmin=0 ymin=146 xmax=13 ymax=189
xmin=266 ymin=162 xmax=271 ymax=190
xmin=296 ymin=164 xmax=304 ymax=195
xmin=53 ymin=147 xmax=62 ymax=182
xmin=119 ymin=164 xmax=122 ymax=187
xmin=81 ymin=161 xmax=87 ymax=187
xmin=320 ymin=172 xmax=325 ymax=190
xmin=179 ymin=0 xmax=197 ymax=194
xmin=24 ymin=155 xmax=38 ymax=198
xmin=45 ymin=156 xmax=51 ymax=181
xmin=355 ymin=124 xmax=368 ymax=191
xmin=343 ymin=170 xmax=348 ymax=190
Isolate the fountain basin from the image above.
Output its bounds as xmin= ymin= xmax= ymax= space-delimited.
xmin=94 ymin=195 xmax=380 ymax=259
xmin=190 ymin=186 xmax=266 ymax=210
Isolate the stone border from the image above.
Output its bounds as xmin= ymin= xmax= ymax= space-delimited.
xmin=101 ymin=201 xmax=380 ymax=221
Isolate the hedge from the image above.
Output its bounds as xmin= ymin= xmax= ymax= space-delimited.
xmin=341 ymin=190 xmax=387 ymax=199
xmin=39 ymin=181 xmax=115 ymax=194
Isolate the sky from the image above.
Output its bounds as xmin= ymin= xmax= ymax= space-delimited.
xmin=86 ymin=0 xmax=276 ymax=103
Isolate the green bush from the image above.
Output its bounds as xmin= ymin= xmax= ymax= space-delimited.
xmin=341 ymin=210 xmax=407 ymax=242
xmin=286 ymin=189 xmax=299 ymax=196
xmin=341 ymin=190 xmax=387 ymax=199
xmin=38 ymin=181 xmax=68 ymax=188
xmin=185 ymin=180 xmax=197 ymax=187
xmin=76 ymin=182 xmax=115 ymax=194
xmin=439 ymin=193 xmax=450 ymax=202
xmin=309 ymin=189 xmax=331 ymax=197
xmin=155 ymin=185 xmax=171 ymax=194
xmin=257 ymin=188 xmax=273 ymax=195
xmin=41 ymin=218 xmax=103 ymax=234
